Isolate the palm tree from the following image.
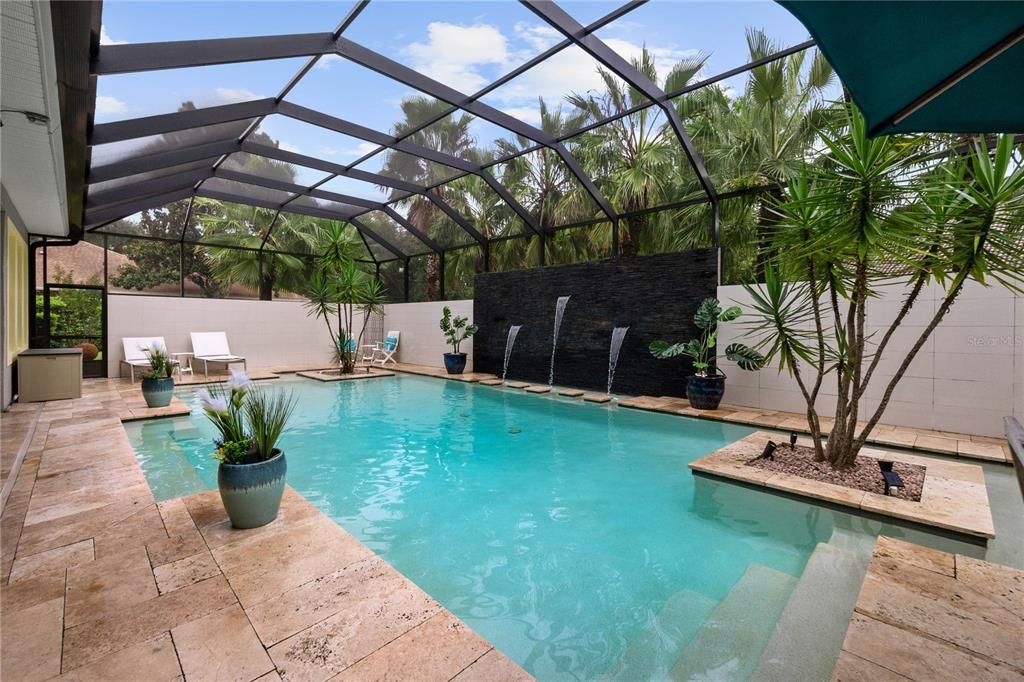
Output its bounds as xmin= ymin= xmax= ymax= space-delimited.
xmin=197 ymin=202 xmax=320 ymax=300
xmin=565 ymin=49 xmax=711 ymax=257
xmin=701 ymin=29 xmax=836 ymax=278
xmin=380 ymin=97 xmax=480 ymax=299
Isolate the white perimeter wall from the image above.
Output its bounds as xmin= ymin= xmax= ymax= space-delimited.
xmin=109 ymin=288 xmax=1023 ymax=437
xmin=381 ymin=300 xmax=474 ymax=370
xmin=107 ymin=296 xmax=473 ymax=378
xmin=717 ymin=281 xmax=1024 ymax=437
xmin=107 ymin=295 xmax=338 ymax=377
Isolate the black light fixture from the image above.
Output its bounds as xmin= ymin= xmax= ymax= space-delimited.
xmin=789 ymin=432 xmax=798 ymax=447
xmin=759 ymin=440 xmax=777 ymax=461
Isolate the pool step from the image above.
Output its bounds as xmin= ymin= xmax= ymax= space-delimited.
xmin=602 ymin=589 xmax=718 ymax=680
xmin=670 ymin=563 xmax=798 ymax=681
xmin=752 ymin=538 xmax=872 ymax=682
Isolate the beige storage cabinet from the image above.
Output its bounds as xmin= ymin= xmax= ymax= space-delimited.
xmin=17 ymin=348 xmax=83 ymax=402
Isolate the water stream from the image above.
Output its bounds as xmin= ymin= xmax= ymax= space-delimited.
xmin=548 ymin=296 xmax=571 ymax=385
xmin=608 ymin=326 xmax=629 ymax=394
xmin=502 ymin=325 xmax=522 ymax=382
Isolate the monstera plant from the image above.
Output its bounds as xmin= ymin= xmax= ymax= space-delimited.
xmin=650 ymin=297 xmax=764 ymax=409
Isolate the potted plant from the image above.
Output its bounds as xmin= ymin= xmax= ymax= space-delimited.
xmin=141 ymin=345 xmax=175 ymax=408
xmin=650 ymin=297 xmax=764 ymax=410
xmin=439 ymin=306 xmax=478 ymax=375
xmin=198 ymin=371 xmax=297 ymax=529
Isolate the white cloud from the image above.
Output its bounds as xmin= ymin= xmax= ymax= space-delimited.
xmin=314 ymin=54 xmax=343 ymax=70
xmin=99 ymin=26 xmax=126 ymax=45
xmin=486 ymin=36 xmax=702 ymax=112
xmin=498 ymin=106 xmax=542 ymax=126
xmin=213 ymin=87 xmax=262 ymax=104
xmin=402 ymin=22 xmax=508 ymax=92
xmin=277 ymin=140 xmax=302 ymax=154
xmin=94 ymin=95 xmax=127 ymax=114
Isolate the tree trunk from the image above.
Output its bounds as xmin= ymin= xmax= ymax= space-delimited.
xmin=755 ymin=188 xmax=784 ymax=279
xmin=621 ymin=215 xmax=644 ymax=257
xmin=425 ymin=254 xmax=439 ymax=301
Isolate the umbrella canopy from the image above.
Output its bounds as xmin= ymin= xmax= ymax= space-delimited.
xmin=777 ymin=1 xmax=1024 ymax=136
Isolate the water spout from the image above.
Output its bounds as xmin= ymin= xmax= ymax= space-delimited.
xmin=502 ymin=325 xmax=522 ymax=382
xmin=549 ymin=296 xmax=571 ymax=386
xmin=607 ymin=326 xmax=629 ymax=394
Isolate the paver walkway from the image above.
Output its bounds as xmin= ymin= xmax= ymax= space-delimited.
xmin=833 ymin=536 xmax=1024 ymax=680
xmin=0 ymin=379 xmax=530 ymax=682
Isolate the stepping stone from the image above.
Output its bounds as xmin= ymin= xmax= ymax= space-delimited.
xmin=479 ymin=379 xmax=503 ymax=386
xmin=754 ymin=542 xmax=870 ymax=682
xmin=558 ymin=389 xmax=584 ymax=397
xmin=504 ymin=381 xmax=529 ymax=389
xmin=672 ymin=563 xmax=798 ymax=681
xmin=525 ymin=385 xmax=551 ymax=394
xmin=603 ymin=589 xmax=718 ymax=681
xmin=582 ymin=393 xmax=611 ymax=403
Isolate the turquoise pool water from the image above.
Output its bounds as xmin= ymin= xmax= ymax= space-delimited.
xmin=126 ymin=375 xmax=981 ymax=680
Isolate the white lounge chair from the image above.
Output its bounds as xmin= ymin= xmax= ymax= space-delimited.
xmin=190 ymin=332 xmax=247 ymax=377
xmin=121 ymin=337 xmax=178 ymax=383
xmin=373 ymin=331 xmax=400 ymax=365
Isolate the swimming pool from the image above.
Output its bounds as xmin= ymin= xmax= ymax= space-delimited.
xmin=126 ymin=375 xmax=981 ymax=680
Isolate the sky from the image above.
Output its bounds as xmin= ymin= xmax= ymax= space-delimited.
xmin=94 ymin=0 xmax=814 ymax=202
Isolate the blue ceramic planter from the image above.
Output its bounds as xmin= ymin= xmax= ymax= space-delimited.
xmin=687 ymin=374 xmax=726 ymax=410
xmin=444 ymin=352 xmax=467 ymax=375
xmin=218 ymin=450 xmax=286 ymax=529
xmin=141 ymin=376 xmax=174 ymax=408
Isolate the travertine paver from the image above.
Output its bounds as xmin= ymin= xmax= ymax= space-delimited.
xmin=524 ymin=384 xmax=551 ymax=393
xmin=0 ymin=378 xmax=532 ymax=681
xmin=690 ymin=431 xmax=995 ymax=539
xmin=832 ymin=537 xmax=1024 ymax=680
xmin=615 ymin=393 xmax=1013 ymax=464
xmin=295 ymin=368 xmax=394 ymax=382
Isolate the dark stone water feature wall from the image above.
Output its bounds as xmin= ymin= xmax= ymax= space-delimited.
xmin=472 ymin=249 xmax=718 ymax=396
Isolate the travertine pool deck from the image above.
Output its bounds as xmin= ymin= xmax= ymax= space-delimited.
xmin=691 ymin=431 xmax=995 ymax=539
xmin=616 ymin=395 xmax=1013 ymax=464
xmin=0 ymin=380 xmax=531 ymax=682
xmin=832 ymin=536 xmax=1024 ymax=680
xmin=296 ymin=368 xmax=395 ymax=382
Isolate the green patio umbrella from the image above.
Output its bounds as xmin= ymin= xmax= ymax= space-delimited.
xmin=777 ymin=1 xmax=1024 ymax=136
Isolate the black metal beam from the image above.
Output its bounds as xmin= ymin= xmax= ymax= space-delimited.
xmin=195 ymin=188 xmax=284 ymax=212
xmin=87 ymin=166 xmax=212 ymax=207
xmin=90 ymin=98 xmax=276 ymax=145
xmin=84 ymin=187 xmax=194 ymax=227
xmin=277 ymin=101 xmax=478 ymax=173
xmin=424 ymin=192 xmax=487 ymax=246
xmin=332 ymin=36 xmax=615 ymax=221
xmin=348 ymin=217 xmax=407 ymax=260
xmin=88 ymin=137 xmax=240 ymax=183
xmin=214 ymin=168 xmax=384 ymax=210
xmin=382 ymin=206 xmax=443 ymax=253
xmin=93 ymin=33 xmax=339 ymax=75
xmin=521 ymin=0 xmax=717 ymax=204
xmin=341 ymin=1 xmax=644 ymax=174
xmin=242 ymin=141 xmax=423 ymax=193
xmin=198 ymin=3 xmax=371 ymax=198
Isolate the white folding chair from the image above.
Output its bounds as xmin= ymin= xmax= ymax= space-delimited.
xmin=120 ymin=336 xmax=178 ymax=383
xmin=190 ymin=332 xmax=247 ymax=377
xmin=373 ymin=331 xmax=400 ymax=365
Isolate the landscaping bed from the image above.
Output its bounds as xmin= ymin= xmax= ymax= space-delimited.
xmin=746 ymin=444 xmax=926 ymax=502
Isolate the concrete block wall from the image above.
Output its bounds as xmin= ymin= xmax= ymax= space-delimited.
xmin=381 ymin=300 xmax=474 ymax=370
xmin=107 ymin=295 xmax=338 ymax=377
xmin=716 ymin=280 xmax=1024 ymax=437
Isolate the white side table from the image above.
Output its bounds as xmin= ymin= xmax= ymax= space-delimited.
xmin=171 ymin=352 xmax=194 ymax=378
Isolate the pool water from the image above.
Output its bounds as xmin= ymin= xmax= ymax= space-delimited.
xmin=126 ymin=375 xmax=980 ymax=680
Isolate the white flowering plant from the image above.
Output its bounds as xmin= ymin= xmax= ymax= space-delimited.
xmin=198 ymin=370 xmax=295 ymax=465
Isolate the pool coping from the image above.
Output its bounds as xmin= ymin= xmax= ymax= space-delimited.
xmin=690 ymin=431 xmax=995 ymax=540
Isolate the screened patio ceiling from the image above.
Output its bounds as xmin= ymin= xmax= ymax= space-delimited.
xmin=79 ymin=0 xmax=820 ymax=264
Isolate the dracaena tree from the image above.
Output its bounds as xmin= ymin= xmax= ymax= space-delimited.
xmin=741 ymin=105 xmax=1024 ymax=468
